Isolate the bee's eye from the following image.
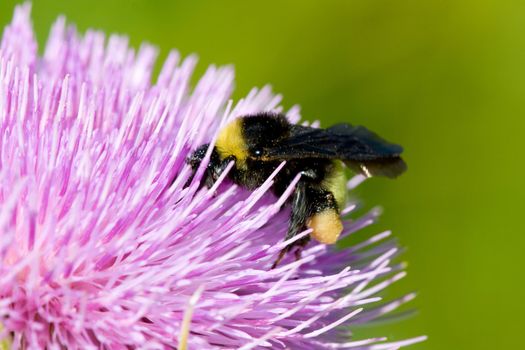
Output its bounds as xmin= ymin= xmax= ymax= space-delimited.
xmin=253 ymin=149 xmax=263 ymax=157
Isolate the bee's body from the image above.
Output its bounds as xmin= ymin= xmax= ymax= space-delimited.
xmin=188 ymin=113 xmax=406 ymax=267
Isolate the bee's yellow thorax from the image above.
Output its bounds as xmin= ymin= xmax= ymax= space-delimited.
xmin=216 ymin=119 xmax=248 ymax=168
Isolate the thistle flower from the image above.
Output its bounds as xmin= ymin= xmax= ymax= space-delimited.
xmin=0 ymin=4 xmax=425 ymax=349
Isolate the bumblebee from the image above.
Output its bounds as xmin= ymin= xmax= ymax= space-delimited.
xmin=187 ymin=113 xmax=406 ymax=268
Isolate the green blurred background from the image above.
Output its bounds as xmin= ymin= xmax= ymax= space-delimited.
xmin=1 ymin=0 xmax=523 ymax=348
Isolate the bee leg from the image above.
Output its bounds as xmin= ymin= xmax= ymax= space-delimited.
xmin=306 ymin=190 xmax=343 ymax=245
xmin=271 ymin=249 xmax=288 ymax=269
xmin=184 ymin=144 xmax=209 ymax=188
xmin=209 ymin=155 xmax=236 ymax=186
xmin=271 ymin=181 xmax=310 ymax=269
xmin=271 ymin=183 xmax=342 ymax=269
xmin=293 ymin=235 xmax=311 ymax=261
xmin=184 ymin=144 xmax=223 ymax=189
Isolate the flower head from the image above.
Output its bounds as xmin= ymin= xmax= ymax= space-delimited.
xmin=0 ymin=3 xmax=425 ymax=349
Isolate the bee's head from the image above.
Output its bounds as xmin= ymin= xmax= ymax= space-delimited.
xmin=215 ymin=113 xmax=290 ymax=167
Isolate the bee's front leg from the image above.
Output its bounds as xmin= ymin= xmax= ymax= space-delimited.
xmin=185 ymin=144 xmax=225 ymax=189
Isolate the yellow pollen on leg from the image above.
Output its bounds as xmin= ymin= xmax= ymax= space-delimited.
xmin=307 ymin=209 xmax=343 ymax=244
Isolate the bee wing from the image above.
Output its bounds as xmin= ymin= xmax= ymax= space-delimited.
xmin=265 ymin=123 xmax=407 ymax=178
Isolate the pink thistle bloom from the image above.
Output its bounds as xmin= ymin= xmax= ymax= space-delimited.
xmin=0 ymin=3 xmax=425 ymax=350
